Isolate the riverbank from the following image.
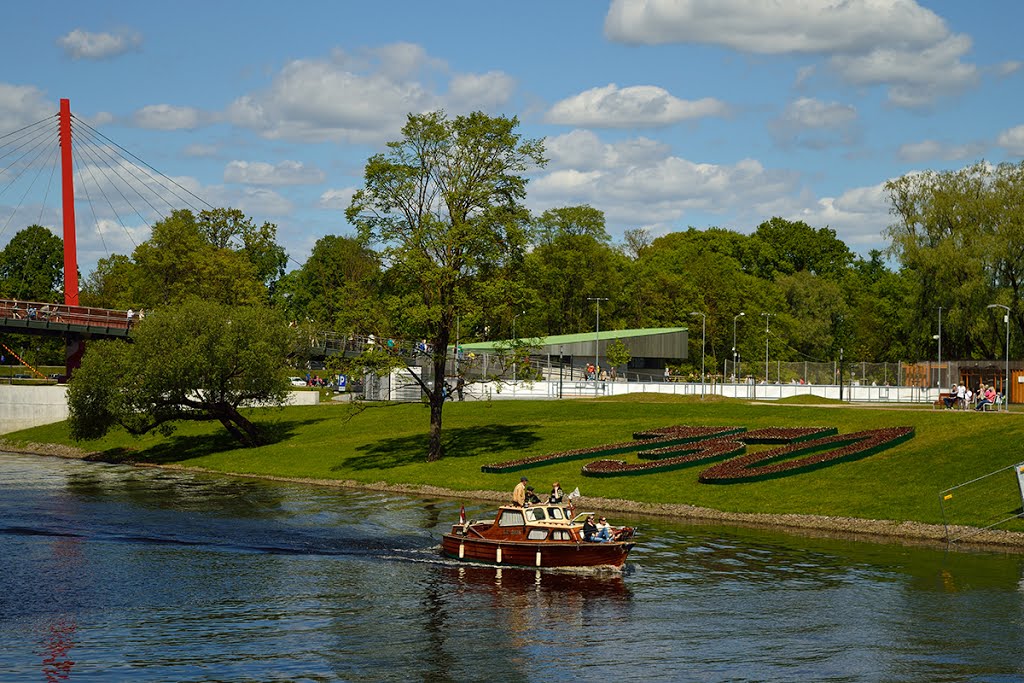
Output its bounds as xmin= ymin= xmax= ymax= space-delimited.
xmin=5 ymin=437 xmax=1023 ymax=554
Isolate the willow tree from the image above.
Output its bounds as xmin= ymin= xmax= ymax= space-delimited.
xmin=884 ymin=161 xmax=1024 ymax=359
xmin=346 ymin=111 xmax=545 ymax=461
xmin=67 ymin=299 xmax=291 ymax=447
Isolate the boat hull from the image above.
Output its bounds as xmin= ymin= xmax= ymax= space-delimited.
xmin=441 ymin=533 xmax=634 ymax=569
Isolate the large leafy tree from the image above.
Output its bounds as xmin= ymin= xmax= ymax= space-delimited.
xmin=67 ymin=298 xmax=291 ymax=447
xmin=81 ymin=208 xmax=284 ymax=308
xmin=274 ymin=234 xmax=381 ymax=331
xmin=0 ymin=224 xmax=64 ymax=301
xmin=346 ymin=110 xmax=545 ymax=461
xmin=885 ymin=161 xmax=1024 ymax=360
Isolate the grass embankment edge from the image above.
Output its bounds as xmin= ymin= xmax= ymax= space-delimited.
xmin=4 ymin=433 xmax=1023 ymax=554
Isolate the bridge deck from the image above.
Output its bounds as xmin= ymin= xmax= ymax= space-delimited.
xmin=0 ymin=299 xmax=130 ymax=339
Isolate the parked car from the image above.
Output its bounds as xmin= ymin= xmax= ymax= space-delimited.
xmin=288 ymin=376 xmax=308 ymax=387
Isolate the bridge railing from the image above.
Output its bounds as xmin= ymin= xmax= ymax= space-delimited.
xmin=0 ymin=298 xmax=131 ymax=330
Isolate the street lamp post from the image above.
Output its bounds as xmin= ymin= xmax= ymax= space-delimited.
xmin=559 ymin=344 xmax=564 ymax=399
xmin=732 ymin=312 xmax=745 ymax=382
xmin=761 ymin=312 xmax=774 ymax=383
xmin=987 ymin=304 xmax=1011 ymax=411
xmin=587 ymin=297 xmax=609 ymax=388
xmin=689 ymin=311 xmax=706 ymax=398
xmin=937 ymin=306 xmax=943 ymax=387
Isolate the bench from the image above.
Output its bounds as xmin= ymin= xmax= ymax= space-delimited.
xmin=934 ymin=392 xmax=956 ymax=409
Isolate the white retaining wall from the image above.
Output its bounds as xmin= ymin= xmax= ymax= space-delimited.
xmin=460 ymin=379 xmax=941 ymax=404
xmin=0 ymin=387 xmax=319 ymax=435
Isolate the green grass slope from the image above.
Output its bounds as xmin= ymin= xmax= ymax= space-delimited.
xmin=7 ymin=396 xmax=1023 ymax=529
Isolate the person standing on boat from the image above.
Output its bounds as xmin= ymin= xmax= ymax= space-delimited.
xmin=512 ymin=476 xmax=528 ymax=506
xmin=525 ymin=486 xmax=541 ymax=505
xmin=548 ymin=482 xmax=563 ymax=504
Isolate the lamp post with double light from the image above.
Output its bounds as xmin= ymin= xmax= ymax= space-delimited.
xmin=761 ymin=312 xmax=774 ymax=384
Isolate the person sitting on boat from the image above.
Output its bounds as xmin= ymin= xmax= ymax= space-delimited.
xmin=512 ymin=476 xmax=528 ymax=506
xmin=595 ymin=517 xmax=614 ymax=542
xmin=548 ymin=481 xmax=563 ymax=504
xmin=525 ymin=486 xmax=541 ymax=505
xmin=582 ymin=515 xmax=599 ymax=541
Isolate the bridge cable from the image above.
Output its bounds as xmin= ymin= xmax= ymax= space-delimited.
xmin=71 ymin=144 xmax=114 ymax=258
xmin=72 ymin=123 xmax=170 ymax=223
xmin=72 ymin=115 xmax=214 ymax=212
xmin=36 ymin=143 xmax=60 ymax=227
xmin=0 ymin=128 xmax=60 ymax=243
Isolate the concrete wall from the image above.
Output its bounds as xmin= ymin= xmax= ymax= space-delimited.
xmin=0 ymin=385 xmax=69 ymax=434
xmin=0 ymin=387 xmax=320 ymax=435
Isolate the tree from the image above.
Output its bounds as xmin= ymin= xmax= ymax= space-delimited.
xmin=885 ymin=161 xmax=1024 ymax=360
xmin=534 ymin=205 xmax=609 ymax=246
xmin=0 ymin=224 xmax=64 ymax=301
xmin=605 ymin=338 xmax=632 ymax=379
xmin=750 ymin=217 xmax=853 ymax=280
xmin=274 ymin=234 xmax=381 ymax=331
xmin=67 ymin=298 xmax=292 ymax=447
xmin=346 ymin=110 xmax=545 ymax=461
xmin=196 ymin=208 xmax=288 ymax=293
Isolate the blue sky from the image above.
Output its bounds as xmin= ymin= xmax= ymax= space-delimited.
xmin=1 ymin=0 xmax=1022 ymax=275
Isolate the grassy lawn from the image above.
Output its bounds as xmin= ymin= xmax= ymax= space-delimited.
xmin=6 ymin=394 xmax=1024 ymax=529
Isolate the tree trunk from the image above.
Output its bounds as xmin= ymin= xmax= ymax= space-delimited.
xmin=426 ymin=323 xmax=451 ymax=462
xmin=217 ymin=403 xmax=264 ymax=447
xmin=427 ymin=391 xmax=444 ymax=461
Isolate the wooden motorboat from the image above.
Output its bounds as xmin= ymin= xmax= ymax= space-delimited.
xmin=441 ymin=503 xmax=636 ymax=569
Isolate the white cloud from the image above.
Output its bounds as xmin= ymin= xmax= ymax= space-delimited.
xmin=57 ymin=28 xmax=142 ymax=60
xmin=830 ymin=34 xmax=978 ymax=107
xmin=897 ymin=139 xmax=987 ymax=162
xmin=544 ymin=129 xmax=671 ymax=170
xmin=997 ymin=61 xmax=1022 ymax=76
xmin=0 ymin=84 xmax=53 ymax=131
xmin=447 ymin=71 xmax=516 ymax=111
xmin=605 ymin=0 xmax=948 ymax=53
xmin=319 ymin=187 xmax=357 ymax=209
xmin=226 ymin=44 xmax=514 ymax=143
xmin=223 ymin=160 xmax=325 ymax=186
xmin=770 ymin=97 xmax=858 ymax=148
xmin=546 ymin=84 xmax=728 ymax=127
xmin=785 ymin=182 xmax=892 ymax=247
xmin=531 ymin=131 xmax=798 ymax=228
xmin=132 ymin=104 xmax=203 ymax=130
xmin=184 ymin=143 xmax=219 ymax=158
xmin=604 ymin=0 xmax=978 ymax=107
xmin=997 ymin=125 xmax=1024 ymax=156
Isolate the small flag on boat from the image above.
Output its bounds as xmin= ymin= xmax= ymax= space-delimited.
xmin=459 ymin=504 xmax=466 ymax=524
xmin=568 ymin=487 xmax=581 ymax=500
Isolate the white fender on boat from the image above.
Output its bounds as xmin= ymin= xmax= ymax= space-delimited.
xmin=496 ymin=546 xmax=502 ymax=564
xmin=535 ymin=549 xmax=542 ymax=567
xmin=459 ymin=542 xmax=464 ymax=559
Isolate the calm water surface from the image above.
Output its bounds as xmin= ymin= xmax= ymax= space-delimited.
xmin=1 ymin=452 xmax=1023 ymax=682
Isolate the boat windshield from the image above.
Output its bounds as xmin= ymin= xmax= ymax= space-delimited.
xmin=525 ymin=508 xmax=546 ymax=522
xmin=546 ymin=507 xmax=564 ymax=520
xmin=499 ymin=509 xmax=525 ymax=527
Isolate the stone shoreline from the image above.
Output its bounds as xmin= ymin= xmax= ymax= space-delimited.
xmin=6 ymin=439 xmax=1024 ymax=553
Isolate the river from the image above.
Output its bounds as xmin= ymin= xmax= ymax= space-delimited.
xmin=1 ymin=452 xmax=1022 ymax=682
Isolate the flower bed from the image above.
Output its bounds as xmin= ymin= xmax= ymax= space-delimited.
xmin=582 ymin=439 xmax=747 ymax=477
xmin=480 ymin=426 xmax=742 ymax=473
xmin=698 ymin=427 xmax=915 ymax=484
